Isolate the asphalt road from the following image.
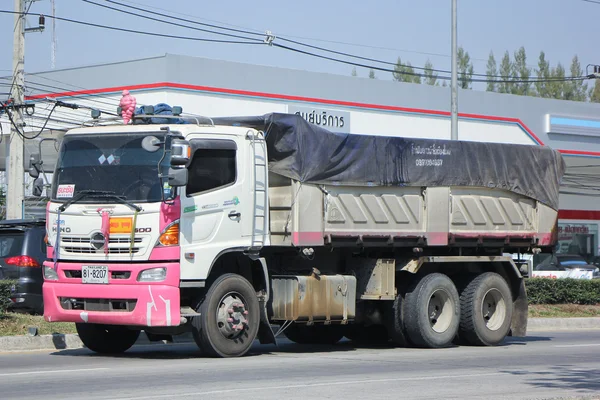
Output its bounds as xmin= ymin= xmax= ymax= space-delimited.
xmin=1 ymin=330 xmax=599 ymax=400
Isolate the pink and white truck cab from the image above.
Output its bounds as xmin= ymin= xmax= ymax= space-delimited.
xmin=38 ymin=104 xmax=564 ymax=358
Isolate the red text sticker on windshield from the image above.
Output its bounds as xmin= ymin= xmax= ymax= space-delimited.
xmin=56 ymin=184 xmax=75 ymax=198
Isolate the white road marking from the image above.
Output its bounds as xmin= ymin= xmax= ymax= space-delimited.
xmin=0 ymin=367 xmax=109 ymax=377
xmin=111 ymin=372 xmax=504 ymax=400
xmin=554 ymin=343 xmax=600 ymax=348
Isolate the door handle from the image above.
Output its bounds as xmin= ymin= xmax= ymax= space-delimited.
xmin=228 ymin=211 xmax=241 ymax=219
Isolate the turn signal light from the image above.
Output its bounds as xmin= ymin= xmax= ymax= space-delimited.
xmin=159 ymin=223 xmax=179 ymax=246
xmin=5 ymin=255 xmax=40 ymax=267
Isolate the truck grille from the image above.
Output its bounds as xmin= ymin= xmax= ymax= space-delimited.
xmin=61 ymin=236 xmax=144 ymax=255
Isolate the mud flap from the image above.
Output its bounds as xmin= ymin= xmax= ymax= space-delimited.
xmin=510 ymin=278 xmax=528 ymax=337
xmin=257 ymin=299 xmax=276 ymax=345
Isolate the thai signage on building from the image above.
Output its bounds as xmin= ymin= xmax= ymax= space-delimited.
xmin=557 ymin=223 xmax=598 ymax=257
xmin=288 ymin=105 xmax=350 ymax=133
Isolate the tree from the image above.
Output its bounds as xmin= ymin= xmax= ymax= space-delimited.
xmin=369 ymin=69 xmax=376 ymax=79
xmin=564 ymin=55 xmax=587 ymax=101
xmin=547 ymin=63 xmax=566 ymax=100
xmin=392 ymin=57 xmax=421 ymax=84
xmin=498 ymin=51 xmax=513 ymax=94
xmin=457 ymin=47 xmax=474 ymax=89
xmin=423 ymin=60 xmax=438 ymax=86
xmin=534 ymin=51 xmax=550 ymax=98
xmin=351 ymin=67 xmax=357 ymax=77
xmin=486 ymin=51 xmax=498 ymax=92
xmin=590 ymin=80 xmax=600 ymax=103
xmin=511 ymin=47 xmax=531 ymax=96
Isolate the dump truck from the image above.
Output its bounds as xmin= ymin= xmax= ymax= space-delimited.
xmin=37 ymin=107 xmax=565 ymax=357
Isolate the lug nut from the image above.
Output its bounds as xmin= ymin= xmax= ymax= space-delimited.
xmin=243 ymin=310 xmax=249 ymax=315
xmin=227 ymin=308 xmax=234 ymax=314
xmin=227 ymin=318 xmax=233 ymax=323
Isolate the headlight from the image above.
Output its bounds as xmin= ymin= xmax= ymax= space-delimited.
xmin=43 ymin=265 xmax=59 ymax=281
xmin=137 ymin=267 xmax=167 ymax=282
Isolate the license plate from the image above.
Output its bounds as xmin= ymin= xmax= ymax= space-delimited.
xmin=82 ymin=265 xmax=109 ymax=284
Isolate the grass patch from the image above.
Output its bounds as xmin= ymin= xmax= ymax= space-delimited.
xmin=0 ymin=313 xmax=76 ymax=336
xmin=0 ymin=305 xmax=598 ymax=337
xmin=528 ymin=304 xmax=600 ymax=318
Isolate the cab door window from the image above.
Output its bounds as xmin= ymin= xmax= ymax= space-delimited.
xmin=186 ymin=143 xmax=237 ymax=196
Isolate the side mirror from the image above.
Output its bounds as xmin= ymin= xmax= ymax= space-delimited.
xmin=32 ymin=177 xmax=44 ymax=197
xmin=28 ymin=153 xmax=41 ymax=178
xmin=168 ymin=167 xmax=188 ymax=187
xmin=141 ymin=135 xmax=161 ymax=152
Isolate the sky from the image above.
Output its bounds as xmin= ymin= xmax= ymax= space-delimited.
xmin=0 ymin=0 xmax=598 ymax=92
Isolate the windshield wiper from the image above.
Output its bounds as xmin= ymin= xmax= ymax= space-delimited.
xmin=58 ymin=190 xmax=142 ymax=213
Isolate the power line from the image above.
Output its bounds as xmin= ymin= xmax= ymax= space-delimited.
xmin=103 ymin=0 xmax=264 ymax=38
xmin=113 ymin=0 xmax=485 ymax=63
xmin=81 ymin=0 xmax=263 ymax=42
xmin=77 ymin=2 xmax=590 ymax=83
xmin=0 ymin=10 xmax=591 ymax=85
xmin=92 ymin=0 xmax=528 ymax=79
xmin=0 ymin=10 xmax=264 ymax=45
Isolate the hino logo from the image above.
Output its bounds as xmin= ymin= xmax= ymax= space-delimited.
xmin=90 ymin=232 xmax=106 ymax=250
xmin=51 ymin=226 xmax=71 ymax=233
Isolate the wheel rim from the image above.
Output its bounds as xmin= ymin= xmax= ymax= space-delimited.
xmin=481 ymin=288 xmax=506 ymax=331
xmin=215 ymin=291 xmax=250 ymax=340
xmin=427 ymin=289 xmax=454 ymax=333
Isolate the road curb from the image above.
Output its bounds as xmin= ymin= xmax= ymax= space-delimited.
xmin=0 ymin=332 xmax=194 ymax=353
xmin=527 ymin=317 xmax=600 ymax=331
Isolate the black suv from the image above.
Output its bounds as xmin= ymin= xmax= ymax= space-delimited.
xmin=0 ymin=219 xmax=46 ymax=314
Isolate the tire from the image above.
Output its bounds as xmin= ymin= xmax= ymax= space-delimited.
xmin=192 ymin=273 xmax=260 ymax=358
xmin=403 ymin=273 xmax=460 ymax=348
xmin=284 ymin=323 xmax=344 ymax=345
xmin=384 ymin=294 xmax=407 ymax=347
xmin=459 ymin=272 xmax=513 ymax=346
xmin=344 ymin=324 xmax=389 ymax=346
xmin=76 ymin=324 xmax=140 ymax=354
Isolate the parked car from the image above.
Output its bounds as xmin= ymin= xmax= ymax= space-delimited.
xmin=534 ymin=254 xmax=600 ymax=279
xmin=0 ymin=219 xmax=46 ymax=314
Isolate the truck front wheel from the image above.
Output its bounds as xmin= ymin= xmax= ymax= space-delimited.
xmin=458 ymin=272 xmax=513 ymax=346
xmin=192 ymin=274 xmax=260 ymax=358
xmin=76 ymin=324 xmax=140 ymax=354
xmin=403 ymin=273 xmax=460 ymax=348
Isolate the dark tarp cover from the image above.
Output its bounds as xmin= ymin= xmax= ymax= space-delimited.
xmin=212 ymin=112 xmax=566 ymax=210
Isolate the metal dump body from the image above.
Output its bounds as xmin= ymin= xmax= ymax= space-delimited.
xmin=269 ymin=175 xmax=557 ymax=249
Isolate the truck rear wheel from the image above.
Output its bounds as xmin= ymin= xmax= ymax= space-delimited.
xmin=459 ymin=272 xmax=513 ymax=346
xmin=192 ymin=273 xmax=260 ymax=358
xmin=284 ymin=323 xmax=344 ymax=345
xmin=403 ymin=273 xmax=460 ymax=348
xmin=76 ymin=324 xmax=140 ymax=354
xmin=385 ymin=294 xmax=407 ymax=347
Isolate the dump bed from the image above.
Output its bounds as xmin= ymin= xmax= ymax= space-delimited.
xmin=212 ymin=112 xmax=565 ymax=250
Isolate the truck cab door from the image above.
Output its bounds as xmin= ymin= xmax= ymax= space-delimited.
xmin=179 ymin=137 xmax=250 ymax=281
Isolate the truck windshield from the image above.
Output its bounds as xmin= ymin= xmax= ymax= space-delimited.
xmin=51 ymin=132 xmax=167 ymax=203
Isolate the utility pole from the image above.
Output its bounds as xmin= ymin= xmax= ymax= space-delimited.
xmin=450 ymin=0 xmax=458 ymax=140
xmin=7 ymin=0 xmax=26 ymax=220
xmin=6 ymin=0 xmax=44 ymax=220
